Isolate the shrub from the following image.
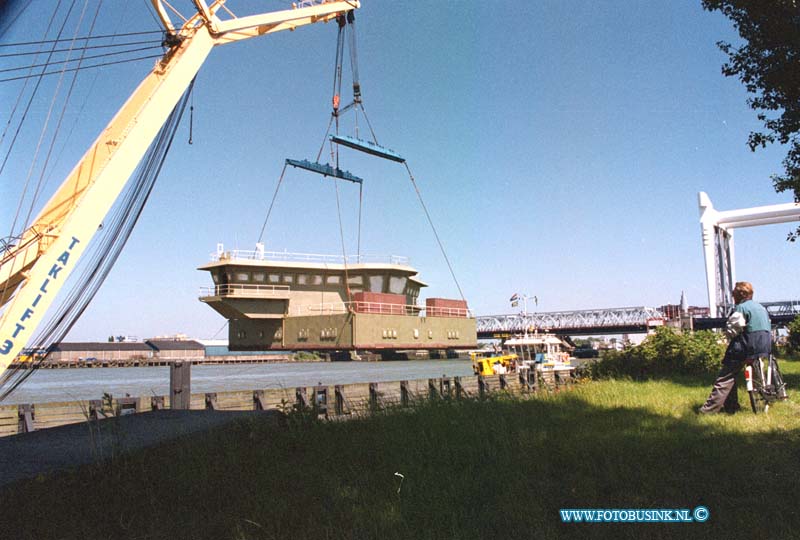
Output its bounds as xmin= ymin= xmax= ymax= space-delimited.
xmin=787 ymin=315 xmax=800 ymax=354
xmin=590 ymin=327 xmax=726 ymax=379
xmin=293 ymin=351 xmax=321 ymax=362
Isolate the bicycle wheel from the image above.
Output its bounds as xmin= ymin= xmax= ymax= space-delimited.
xmin=747 ymin=357 xmax=770 ymax=414
xmin=768 ymin=355 xmax=788 ymax=400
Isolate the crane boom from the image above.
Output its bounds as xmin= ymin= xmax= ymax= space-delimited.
xmin=0 ymin=0 xmax=359 ymax=370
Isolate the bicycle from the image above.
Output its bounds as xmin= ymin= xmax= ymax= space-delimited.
xmin=744 ymin=354 xmax=788 ymax=414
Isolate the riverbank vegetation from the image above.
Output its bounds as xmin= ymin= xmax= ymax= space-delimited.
xmin=1 ymin=358 xmax=799 ymax=539
xmin=590 ymin=327 xmax=726 ymax=378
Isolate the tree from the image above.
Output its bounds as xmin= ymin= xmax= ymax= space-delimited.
xmin=788 ymin=314 xmax=800 ymax=353
xmin=702 ymin=1 xmax=800 ymax=240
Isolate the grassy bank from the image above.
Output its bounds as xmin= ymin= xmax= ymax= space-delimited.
xmin=2 ymin=361 xmax=800 ymax=539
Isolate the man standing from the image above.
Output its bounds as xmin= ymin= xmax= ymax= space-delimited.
xmin=699 ymin=282 xmax=772 ymax=414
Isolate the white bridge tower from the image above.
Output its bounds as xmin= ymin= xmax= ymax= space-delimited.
xmin=698 ymin=191 xmax=800 ymax=317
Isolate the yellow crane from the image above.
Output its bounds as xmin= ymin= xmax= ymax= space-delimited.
xmin=0 ymin=0 xmax=360 ymax=371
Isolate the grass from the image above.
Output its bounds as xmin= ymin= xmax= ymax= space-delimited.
xmin=2 ymin=360 xmax=800 ymax=539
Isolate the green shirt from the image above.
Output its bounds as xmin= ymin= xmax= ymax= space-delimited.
xmin=733 ymin=299 xmax=771 ymax=333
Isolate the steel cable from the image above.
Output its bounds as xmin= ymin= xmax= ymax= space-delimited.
xmin=0 ymin=0 xmax=73 ymax=307
xmin=0 ymin=44 xmax=163 ymax=74
xmin=0 ymin=80 xmax=194 ymax=401
xmin=0 ymin=39 xmax=161 ymax=58
xmin=403 ymin=161 xmax=466 ymax=302
xmin=22 ymin=0 xmax=102 ymax=242
xmin=256 ymin=162 xmax=289 ymax=246
xmin=0 ymin=30 xmax=163 ymax=47
xmin=0 ymin=54 xmax=165 ymax=83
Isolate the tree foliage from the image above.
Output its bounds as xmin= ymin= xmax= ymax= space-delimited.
xmin=590 ymin=327 xmax=726 ymax=379
xmin=702 ymin=1 xmax=800 ymax=240
xmin=787 ymin=314 xmax=800 ymax=353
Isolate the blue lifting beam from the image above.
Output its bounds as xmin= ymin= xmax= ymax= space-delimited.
xmin=329 ymin=134 xmax=405 ymax=163
xmin=285 ymin=159 xmax=363 ymax=184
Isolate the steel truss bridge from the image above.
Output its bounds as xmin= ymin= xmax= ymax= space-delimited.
xmin=476 ymin=301 xmax=800 ymax=339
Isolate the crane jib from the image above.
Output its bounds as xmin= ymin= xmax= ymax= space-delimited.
xmin=0 ymin=236 xmax=81 ymax=356
xmin=0 ymin=1 xmax=360 ymax=376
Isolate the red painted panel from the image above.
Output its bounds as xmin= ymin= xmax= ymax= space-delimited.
xmin=353 ymin=292 xmax=406 ymax=315
xmin=426 ymin=298 xmax=469 ymax=317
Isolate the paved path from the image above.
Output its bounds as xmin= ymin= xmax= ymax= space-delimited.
xmin=0 ymin=409 xmax=283 ymax=489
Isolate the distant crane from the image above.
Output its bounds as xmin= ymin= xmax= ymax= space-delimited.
xmin=0 ymin=1 xmax=360 ymax=372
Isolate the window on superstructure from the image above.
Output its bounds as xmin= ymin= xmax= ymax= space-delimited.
xmin=389 ymin=276 xmax=407 ymax=295
xmin=407 ymin=285 xmax=419 ymax=302
xmin=311 ymin=274 xmax=323 ymax=285
xmin=326 ymin=275 xmax=341 ymax=285
xmin=297 ymin=274 xmax=309 ymax=285
xmin=236 ymin=272 xmax=249 ymax=282
xmin=369 ymin=275 xmax=385 ymax=293
xmin=283 ymin=274 xmax=294 ymax=284
xmin=268 ymin=274 xmax=280 ymax=284
xmin=348 ymin=275 xmax=363 ymax=286
xmin=253 ymin=272 xmax=266 ymax=282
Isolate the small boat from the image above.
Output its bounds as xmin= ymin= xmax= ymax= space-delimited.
xmin=503 ymin=332 xmax=574 ymax=375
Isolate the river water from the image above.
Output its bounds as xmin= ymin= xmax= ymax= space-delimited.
xmin=2 ymin=360 xmax=475 ymax=405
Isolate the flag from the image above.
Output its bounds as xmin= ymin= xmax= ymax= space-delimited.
xmin=509 ymin=293 xmax=519 ymax=302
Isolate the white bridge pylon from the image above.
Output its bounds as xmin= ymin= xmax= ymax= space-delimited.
xmin=699 ymin=191 xmax=800 ymax=317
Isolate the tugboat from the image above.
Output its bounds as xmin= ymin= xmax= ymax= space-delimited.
xmin=198 ymin=244 xmax=477 ymax=358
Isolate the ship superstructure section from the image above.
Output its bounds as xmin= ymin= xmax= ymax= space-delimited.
xmin=199 ymin=247 xmax=476 ymax=354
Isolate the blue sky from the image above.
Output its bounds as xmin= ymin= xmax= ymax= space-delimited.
xmin=1 ymin=1 xmax=798 ymax=341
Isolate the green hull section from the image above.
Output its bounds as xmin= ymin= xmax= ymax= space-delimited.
xmin=228 ymin=313 xmax=476 ymax=352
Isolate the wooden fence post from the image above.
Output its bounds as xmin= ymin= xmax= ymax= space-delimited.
xmin=170 ymin=361 xmax=191 ymax=410
xmin=369 ymin=383 xmax=379 ymax=411
xmin=295 ymin=387 xmax=309 ymax=410
xmin=205 ymin=393 xmax=218 ymax=411
xmin=441 ymin=377 xmax=451 ymax=399
xmin=253 ymin=390 xmax=267 ymax=410
xmin=314 ymin=385 xmax=328 ymax=418
xmin=454 ymin=377 xmax=463 ymax=400
xmin=151 ymin=395 xmax=165 ymax=410
xmin=428 ymin=379 xmax=439 ymax=400
xmin=400 ymin=380 xmax=409 ymax=407
xmin=17 ymin=404 xmax=34 ymax=433
xmin=89 ymin=399 xmax=104 ymax=420
xmin=335 ymin=385 xmax=346 ymax=415
xmin=478 ymin=375 xmax=487 ymax=398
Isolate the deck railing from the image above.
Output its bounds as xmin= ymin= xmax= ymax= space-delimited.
xmin=199 ymin=284 xmax=291 ymax=298
xmin=210 ymin=249 xmax=409 ymax=266
xmin=290 ymin=301 xmax=473 ymax=318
